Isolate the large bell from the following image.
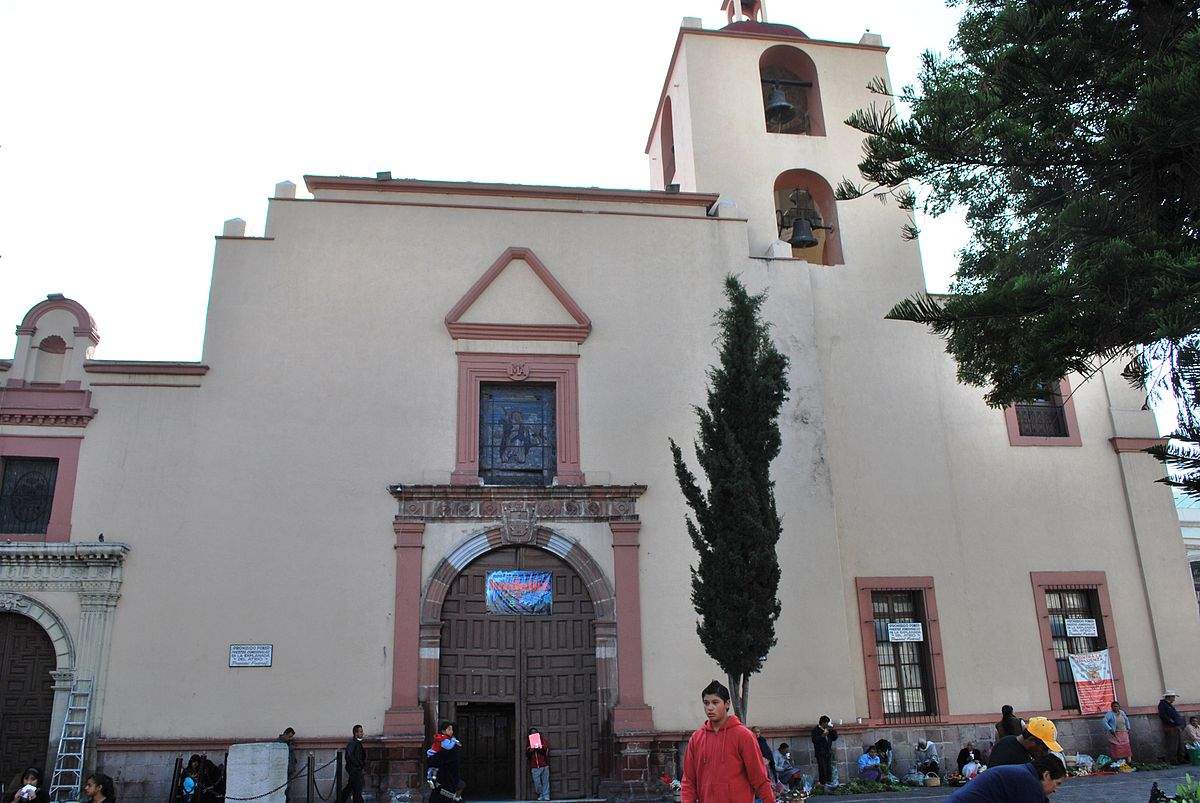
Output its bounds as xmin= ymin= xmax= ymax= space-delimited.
xmin=789 ymin=217 xmax=819 ymax=249
xmin=765 ymin=84 xmax=796 ymax=126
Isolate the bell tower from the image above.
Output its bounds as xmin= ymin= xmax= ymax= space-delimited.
xmin=645 ymin=5 xmax=919 ymax=278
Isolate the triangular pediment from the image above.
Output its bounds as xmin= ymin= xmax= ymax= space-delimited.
xmin=445 ymin=247 xmax=592 ymax=342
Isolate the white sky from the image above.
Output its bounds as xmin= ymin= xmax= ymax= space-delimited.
xmin=0 ymin=0 xmax=967 ymax=362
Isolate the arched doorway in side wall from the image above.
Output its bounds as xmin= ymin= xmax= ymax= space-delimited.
xmin=439 ymin=545 xmax=599 ymax=800
xmin=0 ymin=612 xmax=56 ymax=789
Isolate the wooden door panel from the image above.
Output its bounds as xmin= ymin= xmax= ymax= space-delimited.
xmin=0 ymin=613 xmax=56 ymax=789
xmin=440 ymin=545 xmax=600 ymax=799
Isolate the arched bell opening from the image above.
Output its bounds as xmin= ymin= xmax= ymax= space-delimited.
xmin=774 ymin=169 xmax=844 ymax=265
xmin=759 ymin=45 xmax=825 ymax=136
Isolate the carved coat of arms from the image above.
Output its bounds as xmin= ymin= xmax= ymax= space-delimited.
xmin=501 ymin=502 xmax=538 ymax=544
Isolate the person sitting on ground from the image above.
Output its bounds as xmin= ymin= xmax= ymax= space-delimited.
xmin=987 ymin=716 xmax=1061 ymax=767
xmin=913 ymin=739 xmax=941 ymax=775
xmin=857 ymin=745 xmax=883 ymax=782
xmin=956 ymin=741 xmax=984 ymax=778
xmin=873 ymin=739 xmax=899 ymax=782
xmin=946 ymin=752 xmax=1067 ymax=801
xmin=995 ymin=704 xmax=1024 ymax=739
xmin=773 ymin=743 xmax=803 ymax=786
xmin=1186 ymin=715 xmax=1200 ymax=750
xmin=9 ymin=767 xmax=49 ymax=803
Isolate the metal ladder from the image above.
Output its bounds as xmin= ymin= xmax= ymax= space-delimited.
xmin=49 ymin=678 xmax=93 ymax=802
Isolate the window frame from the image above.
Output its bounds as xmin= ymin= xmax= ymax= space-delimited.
xmin=452 ymin=352 xmax=583 ymax=486
xmin=1004 ymin=378 xmax=1082 ymax=446
xmin=0 ymin=435 xmax=81 ymax=542
xmin=1030 ymin=571 xmax=1127 ymax=712
xmin=855 ymin=576 xmax=949 ymax=724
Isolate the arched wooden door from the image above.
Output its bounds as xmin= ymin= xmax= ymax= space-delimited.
xmin=0 ymin=613 xmax=56 ymax=788
xmin=439 ymin=545 xmax=599 ymax=800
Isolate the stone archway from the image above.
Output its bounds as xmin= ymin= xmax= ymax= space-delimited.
xmin=418 ymin=527 xmax=617 ymax=795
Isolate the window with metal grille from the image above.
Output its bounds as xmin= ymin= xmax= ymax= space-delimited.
xmin=1045 ymin=588 xmax=1106 ymax=710
xmin=479 ymin=383 xmax=556 ymax=486
xmin=871 ymin=591 xmax=936 ymax=718
xmin=0 ymin=457 xmax=58 ymax=534
xmin=1015 ymin=383 xmax=1070 ymax=437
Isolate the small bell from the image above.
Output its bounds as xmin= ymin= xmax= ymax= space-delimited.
xmin=765 ymin=84 xmax=796 ymax=126
xmin=789 ymin=217 xmax=819 ymax=249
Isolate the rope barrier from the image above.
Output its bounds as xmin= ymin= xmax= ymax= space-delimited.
xmin=189 ymin=756 xmax=337 ymax=802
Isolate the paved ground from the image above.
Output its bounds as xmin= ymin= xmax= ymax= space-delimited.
xmin=815 ymin=766 xmax=1198 ymax=802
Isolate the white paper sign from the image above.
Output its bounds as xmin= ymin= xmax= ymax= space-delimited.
xmin=229 ymin=644 xmax=273 ymax=667
xmin=887 ymin=622 xmax=924 ymax=642
xmin=1064 ymin=618 xmax=1098 ymax=638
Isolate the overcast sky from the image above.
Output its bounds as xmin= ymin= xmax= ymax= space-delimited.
xmin=0 ymin=0 xmax=967 ymax=361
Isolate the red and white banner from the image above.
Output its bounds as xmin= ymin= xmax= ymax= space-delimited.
xmin=1068 ymin=649 xmax=1114 ymax=715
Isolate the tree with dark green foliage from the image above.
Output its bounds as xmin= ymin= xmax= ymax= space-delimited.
xmin=835 ymin=0 xmax=1200 ymax=495
xmin=669 ymin=274 xmax=789 ymax=721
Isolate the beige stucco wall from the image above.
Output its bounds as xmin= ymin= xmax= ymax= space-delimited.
xmin=6 ymin=19 xmax=1198 ymax=751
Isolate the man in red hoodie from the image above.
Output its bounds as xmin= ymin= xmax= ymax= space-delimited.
xmin=681 ymin=680 xmax=776 ymax=803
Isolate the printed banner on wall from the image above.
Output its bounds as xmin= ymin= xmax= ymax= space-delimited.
xmin=1068 ymin=649 xmax=1114 ymax=715
xmin=486 ymin=570 xmax=553 ymax=615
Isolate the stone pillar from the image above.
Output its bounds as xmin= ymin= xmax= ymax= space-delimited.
xmin=384 ymin=521 xmax=425 ymax=737
xmin=609 ymin=521 xmax=654 ymax=732
xmin=77 ymin=591 xmax=120 ymax=768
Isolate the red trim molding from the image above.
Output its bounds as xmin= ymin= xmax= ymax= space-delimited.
xmin=855 ymin=576 xmax=950 ymax=724
xmin=0 ymin=435 xmax=83 ymax=542
xmin=1029 ymin=571 xmax=1128 ymax=710
xmin=85 ymin=361 xmax=209 ymax=376
xmin=1110 ymin=437 xmax=1167 ymax=453
xmin=304 ymin=176 xmax=719 ymax=208
xmin=1004 ymin=378 xmax=1083 ymax=447
xmin=610 ymin=521 xmax=655 ymax=733
xmin=444 ymin=248 xmax=591 ymax=343
xmin=384 ymin=521 xmax=426 ymax=737
xmin=19 ymin=295 xmax=99 ymax=345
xmin=0 ymin=385 xmax=97 ymax=428
xmin=451 ymin=352 xmax=584 ymax=486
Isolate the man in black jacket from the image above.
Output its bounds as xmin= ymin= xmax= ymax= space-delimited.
xmin=336 ymin=725 xmax=367 ymax=803
xmin=810 ymin=716 xmax=838 ymax=785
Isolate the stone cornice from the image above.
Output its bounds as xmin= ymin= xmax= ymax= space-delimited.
xmin=0 ymin=541 xmax=130 ymax=593
xmin=390 ymin=484 xmax=647 ymax=522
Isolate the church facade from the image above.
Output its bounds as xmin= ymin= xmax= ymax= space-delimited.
xmin=2 ymin=3 xmax=1198 ymax=800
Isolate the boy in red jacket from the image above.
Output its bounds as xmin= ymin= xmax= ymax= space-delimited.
xmin=681 ymin=680 xmax=775 ymax=803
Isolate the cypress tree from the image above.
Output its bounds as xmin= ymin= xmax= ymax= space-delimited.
xmin=669 ymin=274 xmax=789 ymax=721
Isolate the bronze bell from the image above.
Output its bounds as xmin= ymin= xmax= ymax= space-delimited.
xmin=765 ymin=84 xmax=796 ymax=126
xmin=789 ymin=217 xmax=819 ymax=249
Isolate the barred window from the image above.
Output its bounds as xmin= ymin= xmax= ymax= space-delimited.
xmin=1015 ymin=384 xmax=1070 ymax=438
xmin=1045 ymin=588 xmax=1106 ymax=711
xmin=0 ymin=457 xmax=58 ymax=534
xmin=872 ymin=591 xmax=936 ymax=718
xmin=479 ymin=384 xmax=556 ymax=486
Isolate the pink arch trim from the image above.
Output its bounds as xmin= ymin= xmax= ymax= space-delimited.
xmin=19 ymin=296 xmax=99 ymax=345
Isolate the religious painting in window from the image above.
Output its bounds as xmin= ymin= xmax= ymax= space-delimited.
xmin=1014 ymin=383 xmax=1070 ymax=438
xmin=1045 ymin=588 xmax=1107 ymax=711
xmin=479 ymin=383 xmax=556 ymax=486
xmin=0 ymin=457 xmax=58 ymax=535
xmin=872 ymin=591 xmax=936 ymax=719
